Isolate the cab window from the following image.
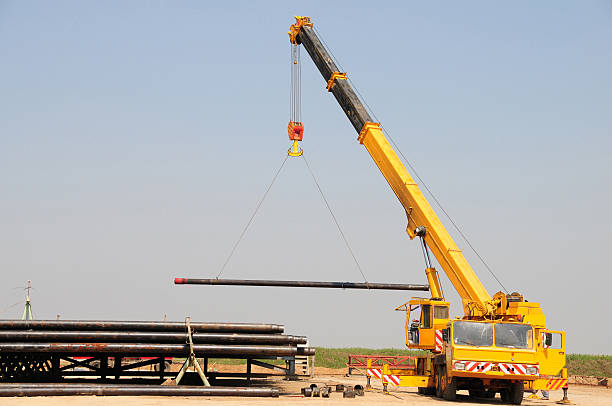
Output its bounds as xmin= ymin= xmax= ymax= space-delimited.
xmin=494 ymin=323 xmax=533 ymax=349
xmin=434 ymin=305 xmax=449 ymax=319
xmin=453 ymin=321 xmax=493 ymax=347
xmin=421 ymin=305 xmax=431 ymax=329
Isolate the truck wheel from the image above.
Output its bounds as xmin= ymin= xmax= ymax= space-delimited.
xmin=469 ymin=389 xmax=485 ymax=398
xmin=435 ymin=368 xmax=444 ymax=398
xmin=509 ymin=382 xmax=524 ymax=405
xmin=500 ymin=389 xmax=510 ymax=402
xmin=443 ymin=377 xmax=457 ymax=401
xmin=418 ymin=387 xmax=434 ymax=395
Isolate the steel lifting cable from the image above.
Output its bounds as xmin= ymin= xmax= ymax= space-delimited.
xmin=362 ymin=91 xmax=509 ymax=293
xmin=315 ymin=25 xmax=508 ymax=293
xmin=301 ymin=154 xmax=370 ymax=287
xmin=216 ymin=155 xmax=289 ymax=279
xmin=361 ymin=98 xmax=509 ymax=294
xmin=290 ymin=44 xmax=301 ymax=123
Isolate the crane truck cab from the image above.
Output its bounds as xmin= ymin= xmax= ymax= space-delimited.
xmin=443 ymin=319 xmax=538 ymax=402
xmin=396 ymin=299 xmax=450 ymax=352
xmin=394 ymin=299 xmax=567 ymax=404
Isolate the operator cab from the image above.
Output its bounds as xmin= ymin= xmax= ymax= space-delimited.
xmin=396 ymin=298 xmax=450 ymax=351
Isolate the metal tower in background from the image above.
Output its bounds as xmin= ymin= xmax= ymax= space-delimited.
xmin=21 ymin=280 xmax=33 ymax=321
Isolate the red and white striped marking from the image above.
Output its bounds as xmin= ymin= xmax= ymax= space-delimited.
xmin=545 ymin=378 xmax=568 ymax=390
xmin=498 ymin=363 xmax=539 ymax=375
xmin=383 ymin=374 xmax=400 ymax=386
xmin=454 ymin=360 xmax=539 ymax=376
xmin=434 ymin=329 xmax=443 ymax=353
xmin=464 ymin=361 xmax=493 ymax=373
xmin=367 ymin=368 xmax=382 ymax=378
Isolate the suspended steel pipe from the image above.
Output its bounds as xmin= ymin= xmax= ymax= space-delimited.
xmin=0 ymin=331 xmax=307 ymax=345
xmin=0 ymin=384 xmax=279 ymax=397
xmin=175 ymin=278 xmax=430 ymax=291
xmin=0 ymin=320 xmax=284 ymax=334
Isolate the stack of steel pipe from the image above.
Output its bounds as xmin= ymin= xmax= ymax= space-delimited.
xmin=0 ymin=383 xmax=280 ymax=397
xmin=0 ymin=319 xmax=313 ymax=383
xmin=0 ymin=320 xmax=312 ymax=357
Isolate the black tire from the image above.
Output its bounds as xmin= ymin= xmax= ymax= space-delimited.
xmin=435 ymin=368 xmax=444 ymax=398
xmin=500 ymin=389 xmax=510 ymax=402
xmin=443 ymin=377 xmax=457 ymax=401
xmin=485 ymin=389 xmax=496 ymax=398
xmin=469 ymin=389 xmax=485 ymax=398
xmin=418 ymin=387 xmax=435 ymax=395
xmin=509 ymin=382 xmax=524 ymax=405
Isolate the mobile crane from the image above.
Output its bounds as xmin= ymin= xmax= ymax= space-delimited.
xmin=288 ymin=16 xmax=568 ymax=404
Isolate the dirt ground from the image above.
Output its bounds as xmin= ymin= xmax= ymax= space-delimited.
xmin=0 ymin=370 xmax=609 ymax=405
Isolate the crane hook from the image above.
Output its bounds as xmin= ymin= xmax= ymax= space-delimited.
xmin=288 ymin=140 xmax=303 ymax=157
xmin=288 ymin=121 xmax=304 ymax=157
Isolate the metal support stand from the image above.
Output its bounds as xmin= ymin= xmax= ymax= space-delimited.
xmin=556 ymin=387 xmax=574 ymax=405
xmin=113 ymin=356 xmax=121 ymax=381
xmin=158 ymin=357 xmax=165 ymax=381
xmin=366 ymin=359 xmax=372 ymax=389
xmin=246 ymin=359 xmax=252 ymax=386
xmin=100 ymin=357 xmax=108 ymax=382
xmin=175 ymin=317 xmax=210 ymax=386
xmin=286 ymin=358 xmax=297 ymax=380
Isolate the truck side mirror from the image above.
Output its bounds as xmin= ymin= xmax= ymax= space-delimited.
xmin=545 ymin=333 xmax=552 ymax=347
xmin=442 ymin=328 xmax=450 ymax=343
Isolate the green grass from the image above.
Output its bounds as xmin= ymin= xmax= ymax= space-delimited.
xmin=204 ymin=358 xmax=284 ymax=366
xmin=566 ymin=354 xmax=612 ymax=377
xmin=314 ymin=347 xmax=427 ymax=369
xmin=314 ymin=349 xmax=612 ymax=377
xmin=202 ymin=350 xmax=612 ymax=377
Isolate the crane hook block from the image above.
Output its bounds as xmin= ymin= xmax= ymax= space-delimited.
xmin=288 ymin=121 xmax=304 ymax=141
xmin=288 ymin=121 xmax=304 ymax=157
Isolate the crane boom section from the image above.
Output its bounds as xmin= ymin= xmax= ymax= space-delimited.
xmin=295 ymin=23 xmax=494 ymax=316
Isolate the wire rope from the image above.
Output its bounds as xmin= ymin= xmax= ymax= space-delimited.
xmin=301 ymin=154 xmax=370 ymax=286
xmin=310 ymin=27 xmax=508 ymax=293
xmin=216 ymin=155 xmax=289 ymax=279
xmin=349 ymin=78 xmax=508 ymax=293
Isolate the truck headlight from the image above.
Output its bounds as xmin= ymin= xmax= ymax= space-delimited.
xmin=454 ymin=362 xmax=465 ymax=371
xmin=525 ymin=367 xmax=538 ymax=375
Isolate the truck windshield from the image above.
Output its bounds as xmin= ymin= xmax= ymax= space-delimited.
xmin=453 ymin=321 xmax=493 ymax=347
xmin=494 ymin=323 xmax=533 ymax=349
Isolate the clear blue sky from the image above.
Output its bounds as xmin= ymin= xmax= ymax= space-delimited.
xmin=1 ymin=1 xmax=611 ymax=353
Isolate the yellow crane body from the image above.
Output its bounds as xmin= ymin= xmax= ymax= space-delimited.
xmin=289 ymin=16 xmax=568 ymax=404
xmin=359 ymin=122 xmax=494 ymax=316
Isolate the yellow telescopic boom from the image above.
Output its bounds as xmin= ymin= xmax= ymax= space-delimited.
xmin=289 ymin=17 xmax=497 ymax=317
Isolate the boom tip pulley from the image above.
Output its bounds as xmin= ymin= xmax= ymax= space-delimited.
xmin=288 ymin=16 xmax=312 ymax=45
